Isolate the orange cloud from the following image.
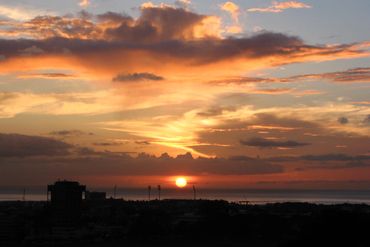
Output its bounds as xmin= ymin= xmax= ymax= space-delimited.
xmin=220 ymin=1 xmax=242 ymax=34
xmin=248 ymin=1 xmax=311 ymax=13
xmin=0 ymin=6 xmax=368 ymax=81
xmin=0 ymin=33 xmax=367 ymax=81
xmin=79 ymin=0 xmax=90 ymax=8
xmin=220 ymin=1 xmax=240 ymax=22
xmin=274 ymin=1 xmax=311 ymax=9
xmin=0 ymin=90 xmax=124 ymax=118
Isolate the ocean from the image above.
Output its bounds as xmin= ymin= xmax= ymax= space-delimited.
xmin=1 ymin=187 xmax=370 ymax=204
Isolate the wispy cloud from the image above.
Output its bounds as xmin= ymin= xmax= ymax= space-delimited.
xmin=17 ymin=73 xmax=77 ymax=80
xmin=0 ymin=5 xmax=53 ymax=21
xmin=248 ymin=1 xmax=311 ymax=13
xmin=0 ymin=91 xmax=123 ymax=118
xmin=212 ymin=67 xmax=370 ymax=85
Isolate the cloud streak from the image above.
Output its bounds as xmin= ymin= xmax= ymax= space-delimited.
xmin=49 ymin=130 xmax=93 ymax=137
xmin=0 ymin=91 xmax=124 ymax=118
xmin=17 ymin=72 xmax=76 ymax=79
xmin=248 ymin=1 xmax=311 ymax=13
xmin=240 ymin=137 xmax=310 ymax=148
xmin=113 ymin=73 xmax=164 ymax=82
xmin=213 ymin=67 xmax=370 ymax=85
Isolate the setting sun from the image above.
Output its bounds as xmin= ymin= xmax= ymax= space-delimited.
xmin=175 ymin=177 xmax=187 ymax=188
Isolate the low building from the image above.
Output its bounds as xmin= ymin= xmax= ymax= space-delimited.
xmin=85 ymin=191 xmax=106 ymax=201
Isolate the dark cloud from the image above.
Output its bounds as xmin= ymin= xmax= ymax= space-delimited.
xmin=317 ymin=67 xmax=370 ymax=83
xmin=104 ymin=6 xmax=205 ymax=42
xmin=338 ymin=117 xmax=349 ymax=125
xmin=0 ymin=134 xmax=368 ymax=185
xmin=0 ymin=7 xmax=367 ymax=75
xmin=301 ymin=154 xmax=370 ymax=162
xmin=268 ymin=154 xmax=370 ymax=170
xmin=18 ymin=73 xmax=76 ymax=79
xmin=301 ymin=155 xmax=370 ymax=170
xmin=197 ymin=106 xmax=236 ymax=117
xmin=0 ymin=132 xmax=282 ymax=181
xmin=112 ymin=72 xmax=164 ymax=82
xmin=0 ymin=133 xmax=72 ymax=157
xmin=213 ymin=67 xmax=370 ymax=85
xmin=240 ymin=137 xmax=310 ymax=148
xmin=135 ymin=140 xmax=151 ymax=145
xmin=97 ymin=11 xmax=132 ymax=24
xmin=229 ymin=155 xmax=255 ymax=161
xmin=0 ymin=151 xmax=283 ymax=179
xmin=93 ymin=142 xmax=124 ymax=146
xmin=76 ymin=147 xmax=101 ymax=155
xmin=345 ymin=160 xmax=370 ymax=168
xmin=4 ymin=7 xmax=206 ymax=42
xmin=0 ymin=32 xmax=322 ymax=64
xmin=49 ymin=130 xmax=93 ymax=137
xmin=176 ymin=152 xmax=194 ymax=159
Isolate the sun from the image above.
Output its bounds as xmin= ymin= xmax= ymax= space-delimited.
xmin=175 ymin=177 xmax=187 ymax=188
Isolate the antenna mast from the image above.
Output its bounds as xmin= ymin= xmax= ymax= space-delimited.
xmin=148 ymin=186 xmax=151 ymax=201
xmin=193 ymin=185 xmax=196 ymax=200
xmin=22 ymin=188 xmax=26 ymax=202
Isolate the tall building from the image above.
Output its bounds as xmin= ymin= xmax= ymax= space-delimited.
xmin=47 ymin=180 xmax=86 ymax=226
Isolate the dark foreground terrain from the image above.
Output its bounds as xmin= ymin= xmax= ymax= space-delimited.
xmin=1 ymin=199 xmax=370 ymax=247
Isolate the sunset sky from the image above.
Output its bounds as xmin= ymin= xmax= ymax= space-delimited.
xmin=0 ymin=0 xmax=369 ymax=189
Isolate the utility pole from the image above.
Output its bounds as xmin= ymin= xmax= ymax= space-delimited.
xmin=148 ymin=186 xmax=151 ymax=201
xmin=22 ymin=188 xmax=26 ymax=202
xmin=193 ymin=185 xmax=196 ymax=200
xmin=157 ymin=185 xmax=161 ymax=200
xmin=113 ymin=185 xmax=117 ymax=199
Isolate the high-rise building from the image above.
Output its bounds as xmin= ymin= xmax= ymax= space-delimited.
xmin=47 ymin=180 xmax=86 ymax=225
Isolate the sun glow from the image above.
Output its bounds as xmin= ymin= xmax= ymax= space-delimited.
xmin=175 ymin=177 xmax=187 ymax=188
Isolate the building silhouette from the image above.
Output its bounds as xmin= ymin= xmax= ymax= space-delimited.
xmin=47 ymin=180 xmax=86 ymax=226
xmin=85 ymin=191 xmax=106 ymax=201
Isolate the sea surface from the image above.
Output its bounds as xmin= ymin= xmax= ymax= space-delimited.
xmin=1 ymin=187 xmax=370 ymax=204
